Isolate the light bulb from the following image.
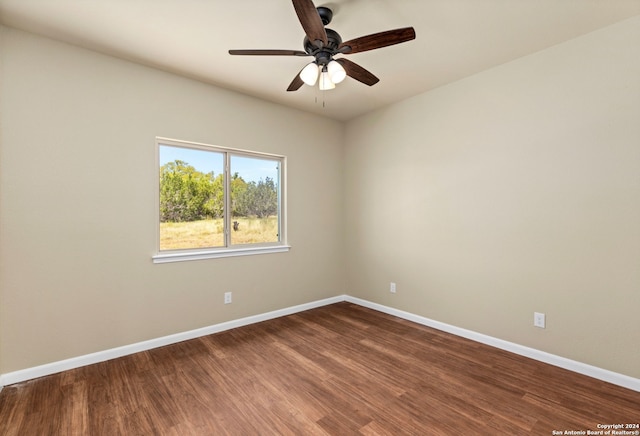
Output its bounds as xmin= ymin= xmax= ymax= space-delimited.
xmin=327 ymin=60 xmax=346 ymax=84
xmin=319 ymin=70 xmax=335 ymax=90
xmin=299 ymin=62 xmax=319 ymax=86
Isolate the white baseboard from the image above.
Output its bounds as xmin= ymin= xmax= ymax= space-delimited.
xmin=344 ymin=296 xmax=640 ymax=393
xmin=1 ymin=294 xmax=638 ymax=393
xmin=0 ymin=295 xmax=344 ymax=388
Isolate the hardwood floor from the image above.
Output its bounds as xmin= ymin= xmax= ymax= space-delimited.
xmin=1 ymin=302 xmax=638 ymax=435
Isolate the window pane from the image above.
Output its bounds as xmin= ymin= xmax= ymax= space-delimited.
xmin=159 ymin=145 xmax=224 ymax=250
xmin=230 ymin=155 xmax=280 ymax=245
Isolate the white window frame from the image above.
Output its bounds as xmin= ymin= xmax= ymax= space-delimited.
xmin=152 ymin=137 xmax=289 ymax=264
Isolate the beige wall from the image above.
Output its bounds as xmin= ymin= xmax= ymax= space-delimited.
xmin=0 ymin=26 xmax=345 ymax=373
xmin=345 ymin=16 xmax=640 ymax=378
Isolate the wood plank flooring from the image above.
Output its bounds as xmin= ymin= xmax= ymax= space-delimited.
xmin=1 ymin=302 xmax=638 ymax=435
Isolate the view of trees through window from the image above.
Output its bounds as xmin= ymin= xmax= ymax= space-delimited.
xmin=159 ymin=144 xmax=281 ymax=251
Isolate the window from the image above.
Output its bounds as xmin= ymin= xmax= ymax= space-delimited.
xmin=153 ymin=137 xmax=288 ymax=263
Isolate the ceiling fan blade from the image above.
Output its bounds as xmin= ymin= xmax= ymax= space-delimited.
xmin=335 ymin=58 xmax=379 ymax=86
xmin=229 ymin=49 xmax=309 ymax=56
xmin=286 ymin=69 xmax=305 ymax=91
xmin=339 ymin=27 xmax=416 ymax=54
xmin=292 ymin=0 xmax=328 ymax=48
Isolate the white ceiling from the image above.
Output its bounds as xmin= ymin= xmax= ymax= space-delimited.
xmin=1 ymin=0 xmax=639 ymax=121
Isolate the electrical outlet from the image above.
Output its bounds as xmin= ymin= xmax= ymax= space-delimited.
xmin=390 ymin=282 xmax=396 ymax=293
xmin=224 ymin=292 xmax=232 ymax=304
xmin=534 ymin=312 xmax=545 ymax=328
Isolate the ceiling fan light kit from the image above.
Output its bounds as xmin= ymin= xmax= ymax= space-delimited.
xmin=319 ymin=68 xmax=335 ymax=90
xmin=229 ymin=0 xmax=416 ymax=92
xmin=300 ymin=62 xmax=319 ymax=86
xmin=327 ymin=60 xmax=346 ymax=84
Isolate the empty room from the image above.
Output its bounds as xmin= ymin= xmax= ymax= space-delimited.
xmin=0 ymin=0 xmax=639 ymax=434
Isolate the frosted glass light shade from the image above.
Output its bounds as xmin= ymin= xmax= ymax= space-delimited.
xmin=300 ymin=62 xmax=319 ymax=86
xmin=327 ymin=60 xmax=346 ymax=83
xmin=319 ymin=71 xmax=335 ymax=90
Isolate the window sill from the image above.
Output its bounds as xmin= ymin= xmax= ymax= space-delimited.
xmin=152 ymin=245 xmax=291 ymax=264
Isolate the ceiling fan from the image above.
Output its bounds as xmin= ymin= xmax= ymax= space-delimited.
xmin=229 ymin=0 xmax=416 ymax=91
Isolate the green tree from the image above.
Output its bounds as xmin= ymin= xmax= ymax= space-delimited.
xmin=159 ymin=160 xmax=222 ymax=222
xmin=233 ymin=177 xmax=278 ymax=218
xmin=160 ymin=162 xmax=278 ymax=222
xmin=230 ymin=172 xmax=248 ymax=217
xmin=252 ymin=177 xmax=278 ymax=218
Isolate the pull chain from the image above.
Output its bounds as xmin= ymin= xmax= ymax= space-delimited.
xmin=314 ymin=88 xmax=327 ymax=108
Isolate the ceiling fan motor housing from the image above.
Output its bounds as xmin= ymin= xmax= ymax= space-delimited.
xmin=304 ymin=28 xmax=342 ymax=66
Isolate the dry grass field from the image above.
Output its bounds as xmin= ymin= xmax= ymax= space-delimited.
xmin=160 ymin=217 xmax=278 ymax=250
